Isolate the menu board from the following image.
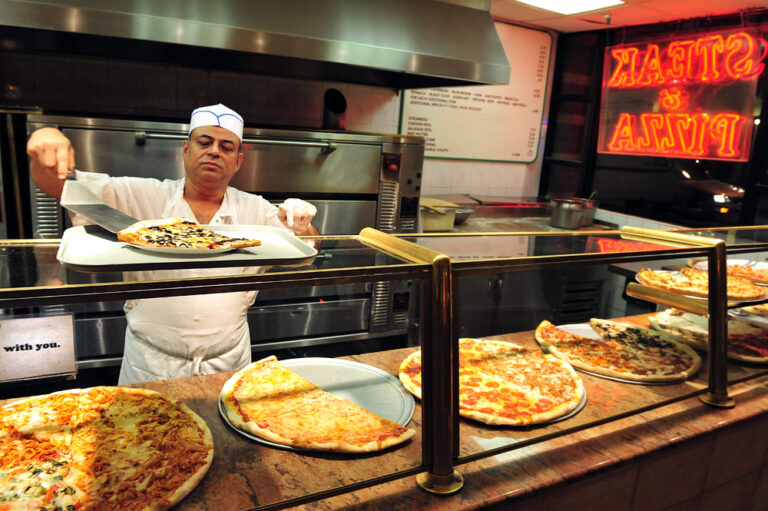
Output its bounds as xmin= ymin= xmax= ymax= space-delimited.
xmin=401 ymin=22 xmax=552 ymax=163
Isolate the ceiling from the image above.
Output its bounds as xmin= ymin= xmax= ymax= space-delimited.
xmin=489 ymin=0 xmax=768 ymax=33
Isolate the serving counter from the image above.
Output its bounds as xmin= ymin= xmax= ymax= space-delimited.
xmin=1 ymin=226 xmax=768 ymax=509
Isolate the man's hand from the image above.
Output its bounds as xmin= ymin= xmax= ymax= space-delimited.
xmin=27 ymin=127 xmax=75 ymax=199
xmin=278 ymin=198 xmax=318 ymax=235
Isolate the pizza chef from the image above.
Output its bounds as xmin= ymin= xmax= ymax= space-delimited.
xmin=27 ymin=104 xmax=319 ymax=384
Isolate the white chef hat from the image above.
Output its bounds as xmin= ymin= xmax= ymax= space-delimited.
xmin=189 ymin=103 xmax=244 ymax=143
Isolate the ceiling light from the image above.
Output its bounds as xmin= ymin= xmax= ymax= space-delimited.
xmin=515 ymin=0 xmax=624 ymax=15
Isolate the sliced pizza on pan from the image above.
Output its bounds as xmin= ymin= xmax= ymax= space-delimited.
xmin=399 ymin=338 xmax=585 ymax=426
xmin=635 ymin=267 xmax=766 ymax=302
xmin=723 ymin=264 xmax=768 ymax=285
xmin=688 ymin=259 xmax=768 ymax=286
xmin=650 ymin=308 xmax=768 ymax=364
xmin=117 ymin=217 xmax=262 ymax=250
xmin=535 ymin=319 xmax=701 ymax=383
xmin=220 ymin=356 xmax=415 ymax=453
xmin=0 ymin=386 xmax=213 ymax=511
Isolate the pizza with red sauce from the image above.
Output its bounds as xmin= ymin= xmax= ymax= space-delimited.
xmin=535 ymin=319 xmax=701 ymax=383
xmin=398 ymin=338 xmax=584 ymax=426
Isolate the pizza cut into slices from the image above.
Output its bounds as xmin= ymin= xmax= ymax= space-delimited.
xmin=117 ymin=217 xmax=262 ymax=250
xmin=650 ymin=308 xmax=768 ymax=364
xmin=687 ymin=259 xmax=768 ymax=286
xmin=399 ymin=338 xmax=585 ymax=426
xmin=535 ymin=319 xmax=701 ymax=383
xmin=0 ymin=386 xmax=213 ymax=511
xmin=220 ymin=356 xmax=415 ymax=453
xmin=635 ymin=267 xmax=766 ymax=302
xmin=724 ymin=264 xmax=768 ymax=285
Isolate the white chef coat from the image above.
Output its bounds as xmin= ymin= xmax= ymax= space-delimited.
xmin=73 ymin=171 xmax=290 ymax=384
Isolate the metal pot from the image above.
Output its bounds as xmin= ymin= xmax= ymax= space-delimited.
xmin=549 ymin=198 xmax=586 ymax=229
xmin=579 ymin=198 xmax=598 ymax=226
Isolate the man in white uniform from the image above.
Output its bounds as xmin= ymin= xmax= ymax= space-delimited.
xmin=27 ymin=104 xmax=318 ymax=384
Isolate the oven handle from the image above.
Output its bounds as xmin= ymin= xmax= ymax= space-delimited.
xmin=135 ymin=131 xmax=337 ymax=152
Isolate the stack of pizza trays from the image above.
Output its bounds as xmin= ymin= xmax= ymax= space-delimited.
xmin=0 ymin=386 xmax=213 ymax=510
xmin=399 ymin=338 xmax=586 ymax=426
xmin=650 ymin=308 xmax=768 ymax=364
xmin=534 ymin=318 xmax=702 ymax=384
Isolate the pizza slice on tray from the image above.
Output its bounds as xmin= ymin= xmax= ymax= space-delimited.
xmin=650 ymin=308 xmax=768 ymax=364
xmin=117 ymin=217 xmax=262 ymax=249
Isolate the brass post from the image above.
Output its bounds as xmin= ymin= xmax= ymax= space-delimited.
xmin=356 ymin=229 xmax=463 ymax=493
xmin=417 ymin=254 xmax=463 ymax=495
xmin=700 ymin=242 xmax=735 ymax=408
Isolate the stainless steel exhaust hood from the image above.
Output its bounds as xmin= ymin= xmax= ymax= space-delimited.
xmin=0 ymin=0 xmax=510 ymax=89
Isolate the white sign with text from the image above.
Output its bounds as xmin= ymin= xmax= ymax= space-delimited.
xmin=401 ymin=22 xmax=552 ymax=162
xmin=0 ymin=315 xmax=76 ymax=383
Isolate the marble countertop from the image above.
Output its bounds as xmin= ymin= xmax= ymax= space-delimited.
xmin=140 ymin=317 xmax=766 ymax=510
xmin=4 ymin=319 xmax=767 ymax=510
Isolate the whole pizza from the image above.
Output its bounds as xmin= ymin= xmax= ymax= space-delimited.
xmin=635 ymin=267 xmax=766 ymax=302
xmin=688 ymin=259 xmax=768 ymax=286
xmin=0 ymin=386 xmax=213 ymax=511
xmin=398 ymin=338 xmax=585 ymax=426
xmin=220 ymin=356 xmax=415 ymax=453
xmin=535 ymin=318 xmax=701 ymax=383
xmin=117 ymin=217 xmax=262 ymax=250
xmin=650 ymin=308 xmax=768 ymax=364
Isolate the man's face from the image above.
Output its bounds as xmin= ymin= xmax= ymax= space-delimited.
xmin=183 ymin=126 xmax=244 ymax=189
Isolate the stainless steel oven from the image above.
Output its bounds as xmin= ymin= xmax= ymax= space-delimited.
xmin=26 ymin=115 xmax=424 ymax=368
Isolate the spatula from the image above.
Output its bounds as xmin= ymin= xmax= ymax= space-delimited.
xmin=60 ymin=172 xmax=138 ymax=233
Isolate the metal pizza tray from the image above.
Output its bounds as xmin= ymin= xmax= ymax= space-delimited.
xmin=56 ymin=224 xmax=317 ymax=272
xmin=218 ymin=357 xmax=415 ymax=452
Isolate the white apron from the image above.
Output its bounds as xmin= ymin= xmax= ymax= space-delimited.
xmin=118 ymin=268 xmax=260 ymax=385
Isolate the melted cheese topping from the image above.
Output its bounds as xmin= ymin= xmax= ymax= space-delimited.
xmin=0 ymin=387 xmax=212 ymax=511
xmin=226 ymin=357 xmax=415 ymax=452
xmin=399 ymin=338 xmax=584 ymax=426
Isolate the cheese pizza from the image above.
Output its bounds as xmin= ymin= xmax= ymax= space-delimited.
xmin=398 ymin=338 xmax=584 ymax=426
xmin=0 ymin=386 xmax=213 ymax=511
xmin=635 ymin=267 xmax=765 ymax=301
xmin=220 ymin=356 xmax=415 ymax=453
xmin=535 ymin=319 xmax=701 ymax=383
xmin=688 ymin=259 xmax=768 ymax=286
xmin=650 ymin=308 xmax=768 ymax=364
xmin=117 ymin=217 xmax=262 ymax=250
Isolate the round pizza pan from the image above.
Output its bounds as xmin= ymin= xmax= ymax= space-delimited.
xmin=219 ymin=357 xmax=415 ymax=451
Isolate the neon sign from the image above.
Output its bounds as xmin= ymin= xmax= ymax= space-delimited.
xmin=598 ymin=28 xmax=767 ymax=162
